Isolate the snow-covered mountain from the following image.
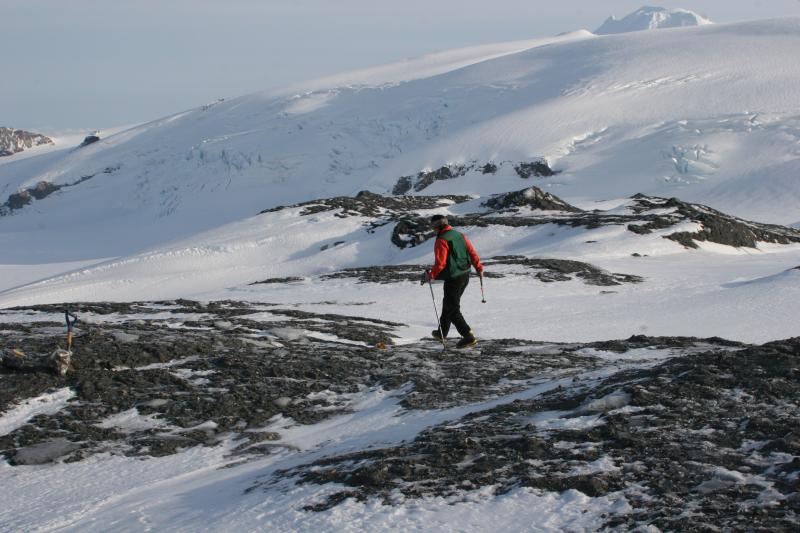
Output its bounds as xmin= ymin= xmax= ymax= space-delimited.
xmin=0 ymin=127 xmax=53 ymax=157
xmin=2 ymin=15 xmax=800 ymax=318
xmin=2 ymin=17 xmax=800 ymax=266
xmin=595 ymin=5 xmax=713 ymax=35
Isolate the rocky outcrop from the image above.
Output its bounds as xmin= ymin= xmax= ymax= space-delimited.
xmin=485 ymin=255 xmax=643 ymax=286
xmin=514 ymin=160 xmax=558 ymax=179
xmin=626 ymin=195 xmax=800 ymax=249
xmin=0 ymin=166 xmax=120 ymax=216
xmin=319 ymin=257 xmax=643 ymax=286
xmin=4 ymin=181 xmax=60 ymax=210
xmin=77 ymin=133 xmax=100 ymax=148
xmin=260 ymin=188 xmax=800 ymax=252
xmin=392 ymin=164 xmax=470 ymax=194
xmin=381 ymin=190 xmax=800 ymax=250
xmin=0 ymin=127 xmax=54 ymax=157
xmin=482 ymin=186 xmax=581 ymax=213
xmin=480 ymin=163 xmax=497 ymax=174
xmin=391 ymin=160 xmax=559 ymax=194
xmin=262 ymin=189 xmax=472 ymax=219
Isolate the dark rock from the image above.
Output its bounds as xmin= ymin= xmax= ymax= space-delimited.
xmin=627 ymin=195 xmax=800 ymax=249
xmin=321 ymin=265 xmax=427 ymax=284
xmin=261 ymin=191 xmax=471 ymax=219
xmin=30 ymin=181 xmax=60 ymax=200
xmin=399 ymin=164 xmax=470 ymax=193
xmin=1 ymin=166 xmax=119 ymax=215
xmin=78 ymin=134 xmax=100 ymax=147
xmin=262 ymin=189 xmax=800 ymax=255
xmin=392 ymin=176 xmax=413 ymax=195
xmin=482 ymin=186 xmax=582 ymax=213
xmin=514 ymin=160 xmax=559 ymax=178
xmin=249 ymin=277 xmax=304 ymax=285
xmin=481 ymin=163 xmax=498 ymax=174
xmin=5 ymin=189 xmax=33 ymax=210
xmin=485 ymin=255 xmax=644 ymax=286
xmin=391 ymin=219 xmax=433 ymax=248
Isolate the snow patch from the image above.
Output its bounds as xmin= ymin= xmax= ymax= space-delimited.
xmin=567 ymin=455 xmax=621 ymax=476
xmin=581 ymin=390 xmax=631 ymax=413
xmin=0 ymin=388 xmax=75 ymax=437
xmin=95 ymin=408 xmax=174 ymax=434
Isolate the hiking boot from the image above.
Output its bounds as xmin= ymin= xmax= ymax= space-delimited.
xmin=431 ymin=329 xmax=446 ymax=340
xmin=455 ymin=332 xmax=477 ymax=349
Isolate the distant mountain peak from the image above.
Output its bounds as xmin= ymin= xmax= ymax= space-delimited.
xmin=595 ymin=5 xmax=713 ymax=35
xmin=0 ymin=127 xmax=54 ymax=157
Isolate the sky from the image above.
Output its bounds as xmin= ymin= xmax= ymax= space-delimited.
xmin=4 ymin=0 xmax=800 ymax=133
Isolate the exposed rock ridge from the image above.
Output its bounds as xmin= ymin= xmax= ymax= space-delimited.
xmin=0 ymin=127 xmax=54 ymax=157
xmin=318 ymin=257 xmax=643 ymax=287
xmin=261 ymin=188 xmax=800 ymax=251
xmin=481 ymin=186 xmax=582 ymax=213
xmin=0 ymin=166 xmax=120 ymax=216
xmin=392 ymin=159 xmax=559 ymax=195
xmin=383 ymin=190 xmax=800 ymax=250
xmin=261 ymin=189 xmax=473 ymax=219
xmin=627 ymin=195 xmax=800 ymax=249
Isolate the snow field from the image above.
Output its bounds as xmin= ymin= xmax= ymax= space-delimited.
xmin=0 ymin=259 xmax=111 ymax=293
xmin=216 ymin=240 xmax=800 ymax=345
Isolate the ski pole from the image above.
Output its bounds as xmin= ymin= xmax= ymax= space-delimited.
xmin=64 ymin=310 xmax=77 ymax=351
xmin=426 ymin=275 xmax=447 ymax=350
xmin=479 ymin=273 xmax=486 ymax=303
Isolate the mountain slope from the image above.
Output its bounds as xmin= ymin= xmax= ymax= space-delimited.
xmin=2 ymin=19 xmax=800 ymax=263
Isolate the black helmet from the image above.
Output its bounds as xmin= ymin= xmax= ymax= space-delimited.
xmin=430 ymin=214 xmax=448 ymax=225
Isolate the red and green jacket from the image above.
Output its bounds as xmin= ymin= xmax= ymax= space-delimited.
xmin=428 ymin=225 xmax=483 ymax=281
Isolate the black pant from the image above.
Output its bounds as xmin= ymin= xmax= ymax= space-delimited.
xmin=440 ymin=273 xmax=471 ymax=338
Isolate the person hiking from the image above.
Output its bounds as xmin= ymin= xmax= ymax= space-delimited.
xmin=421 ymin=214 xmax=484 ymax=348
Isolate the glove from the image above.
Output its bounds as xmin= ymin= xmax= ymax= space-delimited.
xmin=420 ymin=270 xmax=431 ymax=285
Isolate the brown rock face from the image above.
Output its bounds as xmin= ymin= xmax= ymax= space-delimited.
xmin=0 ymin=127 xmax=54 ymax=157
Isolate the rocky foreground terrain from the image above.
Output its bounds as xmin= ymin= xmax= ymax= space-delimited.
xmin=1 ymin=298 xmax=798 ymax=531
